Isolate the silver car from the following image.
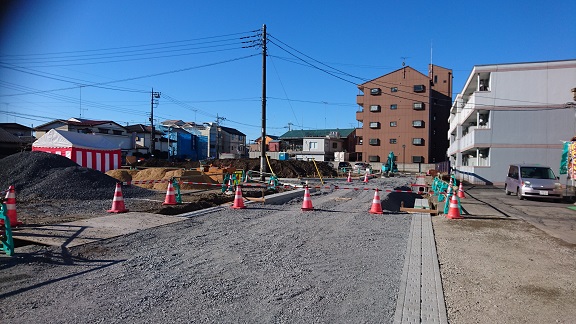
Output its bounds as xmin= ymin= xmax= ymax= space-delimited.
xmin=504 ymin=164 xmax=563 ymax=201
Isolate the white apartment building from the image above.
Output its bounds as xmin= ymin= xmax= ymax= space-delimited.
xmin=448 ymin=60 xmax=576 ymax=185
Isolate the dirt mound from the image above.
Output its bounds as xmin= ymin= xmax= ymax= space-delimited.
xmin=207 ymin=158 xmax=337 ymax=178
xmin=0 ymin=151 xmax=154 ymax=201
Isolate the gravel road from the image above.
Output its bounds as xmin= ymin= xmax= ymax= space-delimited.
xmin=1 ymin=177 xmax=414 ymax=323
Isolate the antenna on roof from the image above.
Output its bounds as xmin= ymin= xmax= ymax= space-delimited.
xmin=401 ymin=57 xmax=410 ymax=67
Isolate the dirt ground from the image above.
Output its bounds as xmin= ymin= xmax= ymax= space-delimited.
xmin=2 ymin=159 xmax=576 ymax=323
xmin=433 ymin=208 xmax=576 ymax=324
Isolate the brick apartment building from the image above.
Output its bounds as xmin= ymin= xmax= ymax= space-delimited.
xmin=355 ymin=64 xmax=452 ymax=166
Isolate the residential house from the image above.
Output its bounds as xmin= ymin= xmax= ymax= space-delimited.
xmin=355 ymin=64 xmax=453 ymax=167
xmin=35 ymin=118 xmax=132 ymax=154
xmin=0 ymin=123 xmax=35 ymax=157
xmin=447 ymin=60 xmax=576 ymax=185
xmin=250 ymin=135 xmax=279 ymax=152
xmin=279 ymin=128 xmax=356 ymax=161
xmin=124 ymin=124 xmax=165 ymax=156
xmin=219 ymin=126 xmax=247 ymax=158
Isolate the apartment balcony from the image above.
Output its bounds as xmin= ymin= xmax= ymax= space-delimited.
xmin=356 ymin=95 xmax=364 ymax=106
xmin=460 ymin=127 xmax=492 ymax=151
xmin=356 ymin=110 xmax=363 ymax=122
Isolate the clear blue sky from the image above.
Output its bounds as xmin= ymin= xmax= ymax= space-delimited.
xmin=1 ymin=0 xmax=575 ymax=141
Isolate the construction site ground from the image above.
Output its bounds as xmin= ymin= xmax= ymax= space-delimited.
xmin=1 ymin=152 xmax=576 ymax=323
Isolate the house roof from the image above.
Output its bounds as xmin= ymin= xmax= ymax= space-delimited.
xmin=33 ymin=129 xmax=119 ymax=150
xmin=279 ymin=128 xmax=355 ymax=139
xmin=0 ymin=127 xmax=24 ymax=143
xmin=125 ymin=124 xmax=163 ymax=135
xmin=0 ymin=123 xmax=33 ymax=131
xmin=35 ymin=118 xmax=126 ymax=130
xmin=255 ymin=135 xmax=280 ymax=141
xmin=220 ymin=126 xmax=245 ymax=136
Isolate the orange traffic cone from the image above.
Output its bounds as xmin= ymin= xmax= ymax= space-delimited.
xmin=107 ymin=183 xmax=129 ymax=213
xmin=2 ymin=185 xmax=21 ymax=226
xmin=346 ymin=171 xmax=352 ymax=183
xmin=232 ymin=185 xmax=246 ymax=209
xmin=163 ymin=181 xmax=178 ymax=205
xmin=446 ymin=193 xmax=463 ymax=219
xmin=301 ymin=186 xmax=314 ymax=211
xmin=457 ymin=182 xmax=466 ymax=199
xmin=369 ymin=188 xmax=383 ymax=214
xmin=363 ymin=172 xmax=369 ymax=183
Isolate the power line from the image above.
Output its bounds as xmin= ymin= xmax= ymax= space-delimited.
xmin=0 ymin=54 xmax=260 ymax=97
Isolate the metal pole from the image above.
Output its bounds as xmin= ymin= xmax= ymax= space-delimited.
xmin=402 ymin=144 xmax=406 ymax=172
xmin=260 ymin=24 xmax=267 ymax=181
xmin=150 ymin=88 xmax=155 ymax=156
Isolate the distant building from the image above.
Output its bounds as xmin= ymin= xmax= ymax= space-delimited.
xmin=35 ymin=118 xmax=131 ymax=156
xmin=355 ymin=64 xmax=453 ymax=166
xmin=278 ymin=128 xmax=356 ymax=161
xmin=0 ymin=123 xmax=35 ymax=157
xmin=448 ymin=60 xmax=576 ymax=184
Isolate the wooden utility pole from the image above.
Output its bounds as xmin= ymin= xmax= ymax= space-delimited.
xmin=260 ymin=24 xmax=267 ymax=181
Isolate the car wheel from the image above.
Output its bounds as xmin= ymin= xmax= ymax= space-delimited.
xmin=517 ymin=187 xmax=524 ymax=200
xmin=505 ymin=185 xmax=511 ymax=195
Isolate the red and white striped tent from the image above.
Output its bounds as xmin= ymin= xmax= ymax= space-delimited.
xmin=32 ymin=129 xmax=121 ymax=173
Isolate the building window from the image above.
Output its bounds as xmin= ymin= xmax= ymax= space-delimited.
xmin=390 ymin=121 xmax=397 ymax=127
xmin=369 ymin=155 xmax=380 ymax=162
xmin=98 ymin=128 xmax=109 ymax=134
xmin=413 ymin=102 xmax=425 ymax=110
xmin=369 ymin=105 xmax=381 ymax=112
xmin=369 ymin=138 xmax=380 ymax=146
xmin=412 ymin=156 xmax=424 ymax=163
xmin=369 ymin=122 xmax=380 ymax=129
xmin=412 ymin=138 xmax=424 ymax=145
xmin=370 ymin=88 xmax=381 ymax=95
xmin=391 ymin=87 xmax=398 ymax=92
xmin=332 ymin=143 xmax=338 ymax=149
xmin=309 ymin=141 xmax=318 ymax=150
xmin=389 ymin=138 xmax=397 ymax=144
xmin=434 ymin=75 xmax=438 ymax=84
xmin=390 ymin=104 xmax=397 ymax=110
xmin=113 ymin=130 xmax=123 ymax=135
xmin=412 ymin=120 xmax=424 ymax=127
xmin=414 ymin=84 xmax=425 ymax=92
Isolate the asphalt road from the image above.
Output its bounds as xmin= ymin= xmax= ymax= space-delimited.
xmin=460 ymin=185 xmax=576 ymax=245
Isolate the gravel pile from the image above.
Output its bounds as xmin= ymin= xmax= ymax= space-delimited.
xmin=0 ymin=151 xmax=154 ymax=201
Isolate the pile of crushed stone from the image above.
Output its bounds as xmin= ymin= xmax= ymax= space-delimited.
xmin=0 ymin=151 xmax=154 ymax=201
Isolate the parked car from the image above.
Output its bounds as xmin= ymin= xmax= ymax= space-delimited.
xmin=504 ymin=164 xmax=563 ymax=201
xmin=337 ymin=161 xmax=352 ymax=172
xmin=353 ymin=162 xmax=371 ymax=172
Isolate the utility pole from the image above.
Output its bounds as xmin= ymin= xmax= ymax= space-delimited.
xmin=150 ymin=88 xmax=161 ymax=156
xmin=215 ymin=114 xmax=226 ymax=158
xmin=260 ymin=24 xmax=267 ymax=181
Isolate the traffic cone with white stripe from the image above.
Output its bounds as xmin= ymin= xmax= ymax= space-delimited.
xmin=301 ymin=186 xmax=314 ymax=211
xmin=163 ymin=181 xmax=178 ymax=205
xmin=107 ymin=183 xmax=129 ymax=213
xmin=446 ymin=193 xmax=463 ymax=219
xmin=1 ymin=185 xmax=21 ymax=226
xmin=347 ymin=171 xmax=352 ymax=183
xmin=369 ymin=188 xmax=383 ymax=214
xmin=232 ymin=185 xmax=246 ymax=209
xmin=363 ymin=172 xmax=369 ymax=183
xmin=457 ymin=182 xmax=466 ymax=199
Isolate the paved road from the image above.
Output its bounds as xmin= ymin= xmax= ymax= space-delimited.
xmin=460 ymin=185 xmax=576 ymax=244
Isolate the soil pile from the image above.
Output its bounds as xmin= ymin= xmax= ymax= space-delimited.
xmin=134 ymin=157 xmax=337 ymax=178
xmin=207 ymin=158 xmax=337 ymax=178
xmin=0 ymin=151 xmax=154 ymax=201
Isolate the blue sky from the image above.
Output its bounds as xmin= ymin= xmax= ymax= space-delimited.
xmin=1 ymin=0 xmax=575 ymax=141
